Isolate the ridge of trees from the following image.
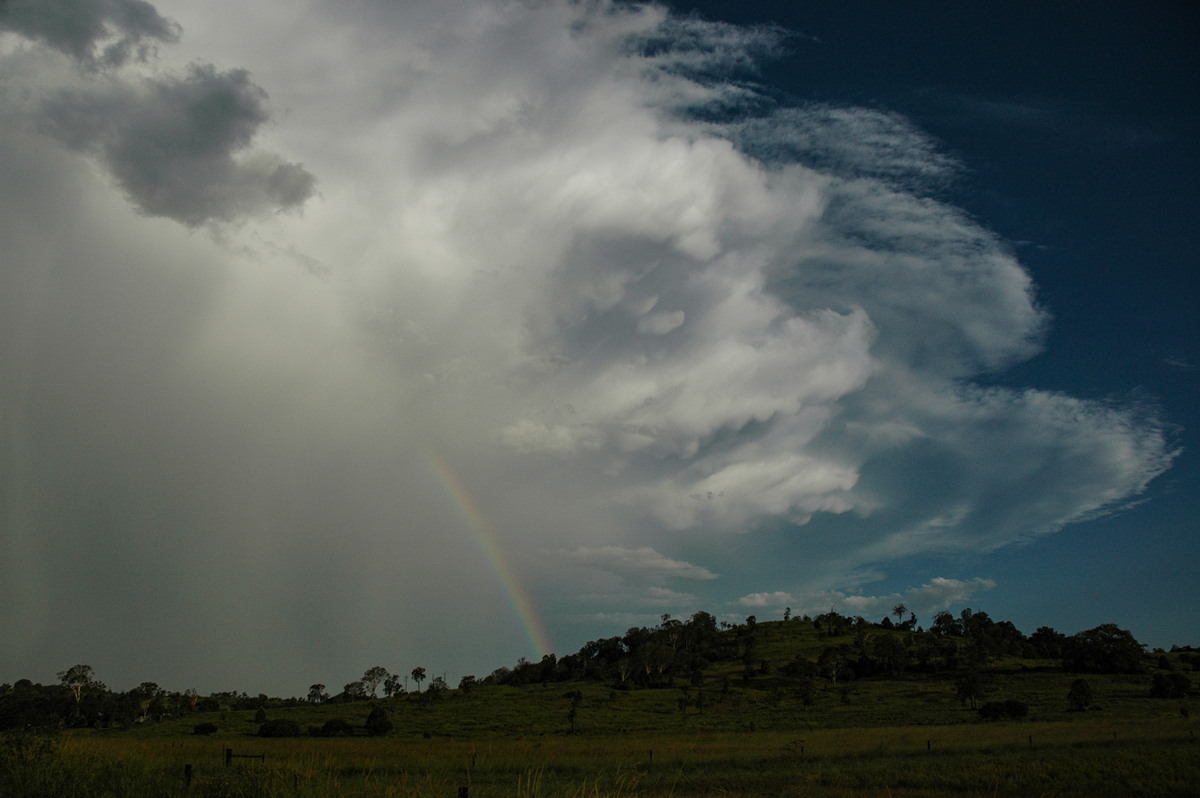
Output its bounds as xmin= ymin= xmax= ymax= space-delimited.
xmin=2 ymin=609 xmax=1196 ymax=732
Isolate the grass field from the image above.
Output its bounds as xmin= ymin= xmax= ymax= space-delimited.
xmin=6 ymin=716 xmax=1196 ymax=797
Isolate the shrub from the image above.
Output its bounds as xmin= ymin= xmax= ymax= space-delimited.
xmin=320 ymin=718 xmax=355 ymax=737
xmin=1067 ymin=679 xmax=1094 ymax=711
xmin=1150 ymin=672 xmax=1192 ymax=699
xmin=978 ymin=700 xmax=1028 ymax=720
xmin=365 ymin=707 xmax=392 ymax=736
xmin=192 ymin=722 xmax=218 ymax=735
xmin=257 ymin=719 xmax=300 ymax=738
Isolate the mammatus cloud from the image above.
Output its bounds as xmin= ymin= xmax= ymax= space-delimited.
xmin=0 ymin=0 xmax=1178 ymax=692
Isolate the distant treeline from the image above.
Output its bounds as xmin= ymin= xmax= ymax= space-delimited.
xmin=477 ymin=609 xmax=1199 ymax=690
xmin=3 ymin=608 xmax=1197 ymax=732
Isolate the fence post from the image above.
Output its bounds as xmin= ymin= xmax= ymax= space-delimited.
xmin=184 ymin=764 xmax=193 ymax=787
xmin=225 ymin=748 xmax=232 ymax=767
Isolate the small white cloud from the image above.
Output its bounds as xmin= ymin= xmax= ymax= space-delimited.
xmin=736 ymin=591 xmax=795 ymax=608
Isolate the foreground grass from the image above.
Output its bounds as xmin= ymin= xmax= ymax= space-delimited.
xmin=8 ymin=716 xmax=1196 ymax=797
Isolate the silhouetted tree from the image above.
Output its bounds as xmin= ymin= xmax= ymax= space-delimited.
xmin=307 ymin=684 xmax=328 ymax=704
xmin=410 ymin=667 xmax=426 ymax=693
xmin=361 ymin=667 xmax=389 ymax=698
xmin=1063 ymin=624 xmax=1145 ymax=674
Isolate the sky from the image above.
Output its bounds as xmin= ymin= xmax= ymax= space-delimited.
xmin=1 ymin=0 xmax=1196 ymax=697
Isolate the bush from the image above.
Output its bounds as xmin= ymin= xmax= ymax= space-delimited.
xmin=978 ymin=700 xmax=1028 ymax=720
xmin=320 ymin=718 xmax=355 ymax=737
xmin=1150 ymin=673 xmax=1192 ymax=699
xmin=1067 ymin=679 xmax=1094 ymax=711
xmin=192 ymin=722 xmax=218 ymax=735
xmin=365 ymin=707 xmax=392 ymax=736
xmin=257 ymin=719 xmax=300 ymax=738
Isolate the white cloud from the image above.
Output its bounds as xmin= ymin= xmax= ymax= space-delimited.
xmin=565 ymin=546 xmax=717 ymax=581
xmin=836 ymin=577 xmax=997 ymax=618
xmin=737 ymin=591 xmax=796 ymax=608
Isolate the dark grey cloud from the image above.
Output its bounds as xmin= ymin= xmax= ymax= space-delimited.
xmin=0 ymin=0 xmax=180 ymax=67
xmin=38 ymin=63 xmax=316 ymax=225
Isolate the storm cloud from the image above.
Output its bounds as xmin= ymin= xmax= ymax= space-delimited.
xmin=0 ymin=0 xmax=1177 ymax=693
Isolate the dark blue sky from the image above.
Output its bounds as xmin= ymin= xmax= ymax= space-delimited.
xmin=674 ymin=0 xmax=1199 ymax=646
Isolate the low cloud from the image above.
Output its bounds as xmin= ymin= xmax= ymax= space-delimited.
xmin=737 ymin=591 xmax=796 ymax=608
xmin=835 ymin=578 xmax=997 ymax=618
xmin=566 ymin=546 xmax=718 ymax=581
xmin=0 ymin=0 xmax=180 ymax=67
xmin=38 ymin=63 xmax=315 ymax=225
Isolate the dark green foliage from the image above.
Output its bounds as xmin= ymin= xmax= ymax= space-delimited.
xmin=257 ymin=718 xmax=300 ymax=738
xmin=364 ymin=707 xmax=392 ymax=736
xmin=1150 ymin=672 xmax=1191 ymax=699
xmin=954 ymin=667 xmax=986 ymax=709
xmin=978 ymin=700 xmax=1029 ymax=720
xmin=310 ymin=718 xmax=354 ymax=737
xmin=191 ymin=722 xmax=217 ymax=735
xmin=253 ymin=708 xmax=267 ymax=723
xmin=1062 ymin=624 xmax=1146 ymax=674
xmin=1067 ymin=678 xmax=1094 ymax=711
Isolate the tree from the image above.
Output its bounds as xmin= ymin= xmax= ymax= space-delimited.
xmin=892 ymin=604 xmax=908 ymax=624
xmin=361 ymin=666 xmax=389 ymax=698
xmin=1063 ymin=624 xmax=1145 ymax=674
xmin=307 ymin=684 xmax=329 ymax=704
xmin=383 ymin=674 xmax=404 ymax=698
xmin=564 ymin=689 xmax=583 ymax=734
xmin=1067 ymin=678 xmax=1094 ymax=711
xmin=410 ymin=667 xmax=426 ymax=693
xmin=58 ymin=664 xmax=96 ymax=705
xmin=955 ymin=666 xmax=986 ymax=709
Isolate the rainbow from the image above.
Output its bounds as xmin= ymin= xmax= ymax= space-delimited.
xmin=426 ymin=452 xmax=554 ymax=659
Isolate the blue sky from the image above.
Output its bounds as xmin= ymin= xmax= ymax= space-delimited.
xmin=1 ymin=0 xmax=1195 ymax=695
xmin=674 ymin=0 xmax=1200 ymax=648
